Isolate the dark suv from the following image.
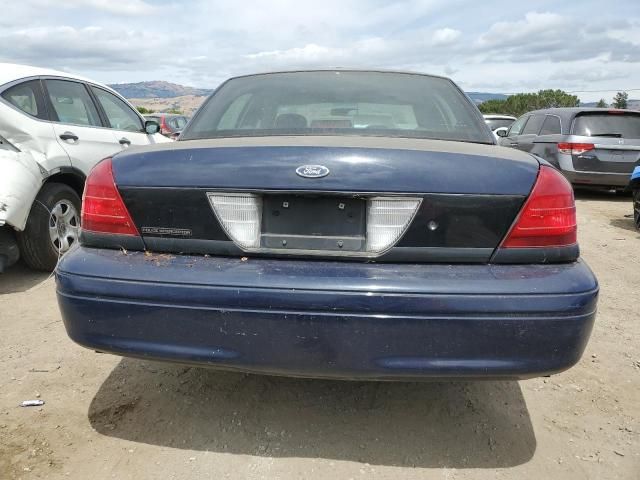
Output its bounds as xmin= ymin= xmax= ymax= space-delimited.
xmin=498 ymin=108 xmax=640 ymax=189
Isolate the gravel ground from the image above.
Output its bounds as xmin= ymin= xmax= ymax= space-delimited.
xmin=0 ymin=190 xmax=638 ymax=479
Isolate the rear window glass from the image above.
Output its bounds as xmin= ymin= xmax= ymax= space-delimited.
xmin=572 ymin=113 xmax=640 ymax=138
xmin=182 ymin=71 xmax=492 ymax=143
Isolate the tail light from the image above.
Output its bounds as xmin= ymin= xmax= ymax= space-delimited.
xmin=501 ymin=166 xmax=576 ymax=248
xmin=81 ymin=158 xmax=139 ymax=236
xmin=207 ymin=193 xmax=421 ymax=254
xmin=558 ymin=142 xmax=594 ymax=155
xmin=366 ymin=198 xmax=422 ymax=253
xmin=207 ymin=193 xmax=262 ymax=248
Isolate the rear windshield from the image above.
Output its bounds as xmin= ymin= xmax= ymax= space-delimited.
xmin=181 ymin=71 xmax=492 ymax=143
xmin=485 ymin=118 xmax=514 ymax=130
xmin=572 ymin=113 xmax=640 ymax=138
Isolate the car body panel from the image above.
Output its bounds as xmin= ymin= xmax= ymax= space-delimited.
xmin=0 ymin=101 xmax=71 ymax=175
xmin=112 ymin=136 xmax=539 ymax=195
xmin=51 ymin=121 xmax=123 ymax=174
xmin=0 ymin=149 xmax=44 ymax=229
xmin=57 ymin=247 xmax=598 ymax=380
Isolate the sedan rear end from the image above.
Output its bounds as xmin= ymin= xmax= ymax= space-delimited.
xmin=56 ymin=71 xmax=598 ymax=380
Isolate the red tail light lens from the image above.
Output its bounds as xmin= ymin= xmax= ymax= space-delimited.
xmin=501 ymin=166 xmax=577 ymax=248
xmin=558 ymin=142 xmax=594 ymax=155
xmin=81 ymin=158 xmax=139 ymax=236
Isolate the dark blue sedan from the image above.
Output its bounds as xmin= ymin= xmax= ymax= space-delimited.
xmin=56 ymin=70 xmax=598 ymax=380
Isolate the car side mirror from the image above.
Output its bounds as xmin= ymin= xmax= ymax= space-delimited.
xmin=144 ymin=120 xmax=160 ymax=135
xmin=495 ymin=127 xmax=509 ymax=138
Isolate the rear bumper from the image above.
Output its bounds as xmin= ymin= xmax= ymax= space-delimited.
xmin=56 ymin=247 xmax=599 ymax=380
xmin=562 ymin=169 xmax=631 ymax=188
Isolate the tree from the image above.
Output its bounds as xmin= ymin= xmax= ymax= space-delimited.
xmin=596 ymin=99 xmax=608 ymax=108
xmin=612 ymin=91 xmax=628 ymax=109
xmin=478 ymin=89 xmax=580 ymax=116
xmin=136 ymin=106 xmax=154 ymax=114
xmin=477 ymin=99 xmax=508 ymax=115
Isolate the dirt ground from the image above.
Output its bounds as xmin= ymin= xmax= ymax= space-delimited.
xmin=1 ymin=190 xmax=638 ymax=480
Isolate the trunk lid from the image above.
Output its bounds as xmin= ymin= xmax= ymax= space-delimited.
xmin=113 ymin=136 xmax=538 ymax=194
xmin=110 ymin=136 xmax=539 ymax=262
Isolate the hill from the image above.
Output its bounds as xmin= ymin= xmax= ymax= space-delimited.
xmin=129 ymin=95 xmax=207 ymax=116
xmin=108 ymin=81 xmax=213 ymax=99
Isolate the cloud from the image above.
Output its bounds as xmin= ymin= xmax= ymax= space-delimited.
xmin=431 ymin=28 xmax=461 ymax=46
xmin=1 ymin=3 xmax=640 ymax=102
xmin=477 ymin=12 xmax=565 ymax=48
xmin=245 ymin=44 xmax=340 ymax=63
xmin=475 ymin=11 xmax=640 ymax=64
xmin=0 ymin=26 xmax=172 ymax=69
xmin=29 ymin=0 xmax=157 ymax=15
xmin=549 ymin=67 xmax=629 ymax=83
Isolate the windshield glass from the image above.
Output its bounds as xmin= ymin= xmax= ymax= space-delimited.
xmin=485 ymin=118 xmax=515 ymax=130
xmin=181 ymin=71 xmax=492 ymax=143
xmin=572 ymin=113 xmax=640 ymax=138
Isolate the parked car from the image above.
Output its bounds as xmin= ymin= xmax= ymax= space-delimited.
xmin=144 ymin=113 xmax=189 ymax=139
xmin=0 ymin=63 xmax=170 ymax=272
xmin=483 ymin=114 xmax=516 ymax=132
xmin=497 ymin=108 xmax=640 ymax=189
xmin=56 ymin=70 xmax=598 ymax=381
xmin=631 ymin=162 xmax=640 ymax=228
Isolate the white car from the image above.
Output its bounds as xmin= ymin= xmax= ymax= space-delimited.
xmin=0 ymin=63 xmax=170 ymax=271
xmin=483 ymin=114 xmax=516 ymax=140
xmin=483 ymin=114 xmax=517 ymax=132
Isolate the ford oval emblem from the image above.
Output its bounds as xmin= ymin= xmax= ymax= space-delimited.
xmin=296 ymin=165 xmax=330 ymax=178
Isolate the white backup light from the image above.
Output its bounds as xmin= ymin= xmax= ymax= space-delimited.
xmin=365 ymin=198 xmax=421 ymax=253
xmin=207 ymin=193 xmax=262 ymax=249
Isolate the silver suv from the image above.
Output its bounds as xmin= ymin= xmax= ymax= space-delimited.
xmin=498 ymin=108 xmax=640 ymax=189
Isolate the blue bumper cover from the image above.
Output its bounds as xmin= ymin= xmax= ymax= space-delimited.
xmin=56 ymin=247 xmax=598 ymax=380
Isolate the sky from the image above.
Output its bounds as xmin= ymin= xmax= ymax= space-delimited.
xmin=2 ymin=0 xmax=640 ymax=102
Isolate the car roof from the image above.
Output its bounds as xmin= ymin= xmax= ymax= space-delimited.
xmin=483 ymin=114 xmax=517 ymax=120
xmin=226 ymin=68 xmax=450 ymax=82
xmin=0 ymin=62 xmax=96 ymax=88
xmin=527 ymin=107 xmax=635 ymax=116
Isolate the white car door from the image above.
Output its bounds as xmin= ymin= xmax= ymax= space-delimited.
xmin=44 ymin=79 xmax=122 ymax=175
xmin=89 ymin=86 xmax=169 ymax=149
